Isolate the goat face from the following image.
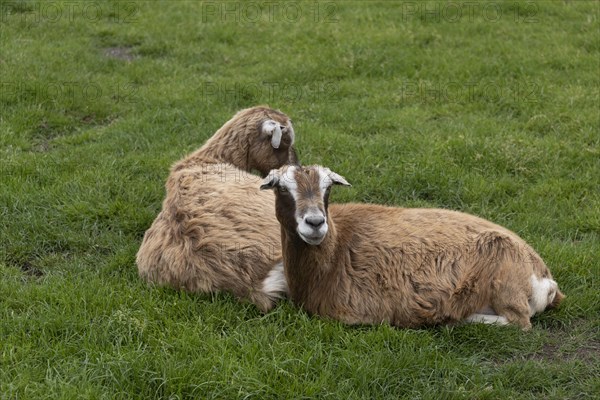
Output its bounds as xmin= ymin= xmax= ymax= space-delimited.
xmin=248 ymin=110 xmax=297 ymax=176
xmin=261 ymin=165 xmax=350 ymax=245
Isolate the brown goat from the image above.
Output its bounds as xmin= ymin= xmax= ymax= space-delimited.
xmin=261 ymin=165 xmax=564 ymax=329
xmin=136 ymin=106 xmax=297 ymax=312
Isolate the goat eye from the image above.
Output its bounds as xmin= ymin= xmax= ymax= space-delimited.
xmin=278 ymin=186 xmax=288 ymax=193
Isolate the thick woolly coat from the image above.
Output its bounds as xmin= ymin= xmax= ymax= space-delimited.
xmin=271 ymin=166 xmax=563 ymax=329
xmin=282 ymin=204 xmax=563 ymax=329
xmin=137 ymin=106 xmax=296 ymax=311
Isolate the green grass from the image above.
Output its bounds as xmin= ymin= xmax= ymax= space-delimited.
xmin=1 ymin=0 xmax=599 ymax=398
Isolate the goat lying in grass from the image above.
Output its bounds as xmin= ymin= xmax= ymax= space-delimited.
xmin=260 ymin=165 xmax=564 ymax=329
xmin=137 ymin=106 xmax=296 ymax=312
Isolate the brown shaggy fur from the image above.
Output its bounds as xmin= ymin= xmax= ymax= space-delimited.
xmin=136 ymin=106 xmax=297 ymax=312
xmin=264 ymin=165 xmax=564 ymax=329
xmin=171 ymin=106 xmax=296 ymax=176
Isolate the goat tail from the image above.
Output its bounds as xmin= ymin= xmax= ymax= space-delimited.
xmin=548 ymin=288 xmax=565 ymax=309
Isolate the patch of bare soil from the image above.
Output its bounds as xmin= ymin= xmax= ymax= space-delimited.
xmin=18 ymin=261 xmax=44 ymax=278
xmin=103 ymin=46 xmax=137 ymax=61
xmin=528 ymin=320 xmax=600 ymax=364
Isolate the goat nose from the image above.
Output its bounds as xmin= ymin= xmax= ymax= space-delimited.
xmin=305 ymin=215 xmax=325 ymax=228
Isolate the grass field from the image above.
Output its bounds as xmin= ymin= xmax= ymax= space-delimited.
xmin=1 ymin=0 xmax=599 ymax=398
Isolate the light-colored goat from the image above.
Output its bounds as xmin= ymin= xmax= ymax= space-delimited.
xmin=136 ymin=106 xmax=295 ymax=312
xmin=260 ymin=165 xmax=564 ymax=329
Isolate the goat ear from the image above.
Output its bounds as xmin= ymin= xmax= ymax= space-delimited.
xmin=261 ymin=120 xmax=283 ymax=149
xmin=260 ymin=171 xmax=279 ymax=190
xmin=329 ymin=171 xmax=351 ymax=187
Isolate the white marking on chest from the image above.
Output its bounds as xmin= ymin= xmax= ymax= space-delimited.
xmin=261 ymin=261 xmax=288 ymax=299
